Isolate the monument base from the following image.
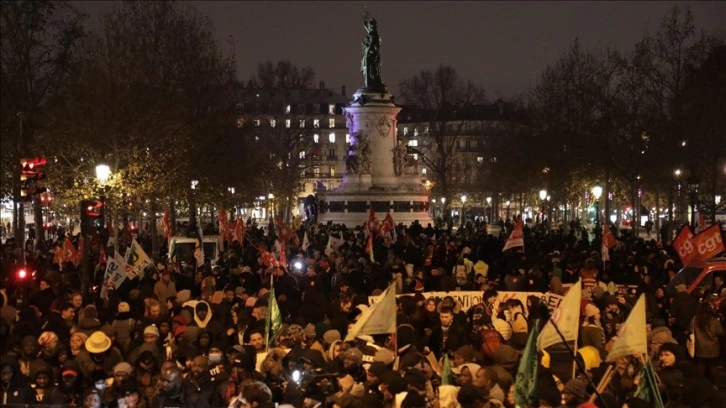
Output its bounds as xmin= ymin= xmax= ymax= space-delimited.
xmin=317 ymin=189 xmax=433 ymax=227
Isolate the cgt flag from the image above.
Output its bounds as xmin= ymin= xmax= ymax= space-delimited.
xmin=606 ymin=294 xmax=647 ymax=362
xmin=502 ymin=218 xmax=524 ymax=252
xmin=538 ymin=279 xmax=582 ymax=351
xmin=691 ymin=224 xmax=725 ymax=261
xmin=345 ymin=282 xmax=396 ymax=341
xmin=602 ymin=222 xmax=617 ymax=249
xmin=673 ymin=224 xmax=696 ymax=265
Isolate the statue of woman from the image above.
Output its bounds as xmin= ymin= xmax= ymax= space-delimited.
xmin=361 ymin=12 xmax=384 ymax=90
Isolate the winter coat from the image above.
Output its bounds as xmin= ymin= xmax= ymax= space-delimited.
xmin=691 ymin=312 xmax=724 ymax=359
xmin=1 ymin=357 xmax=32 ymax=405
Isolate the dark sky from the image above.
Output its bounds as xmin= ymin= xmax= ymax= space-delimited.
xmin=75 ymin=1 xmax=725 ymax=100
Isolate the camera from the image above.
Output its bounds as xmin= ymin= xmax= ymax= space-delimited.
xmin=297 ymin=368 xmax=340 ymax=397
xmin=294 ymin=261 xmax=304 ymax=271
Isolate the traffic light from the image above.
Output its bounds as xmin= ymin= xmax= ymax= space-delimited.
xmin=17 ymin=267 xmax=27 ymax=280
xmin=81 ymin=199 xmax=105 ymax=235
xmin=20 ymin=157 xmax=47 ymax=200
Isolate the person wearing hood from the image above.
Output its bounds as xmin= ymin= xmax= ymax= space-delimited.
xmin=26 ymin=362 xmax=66 ymax=405
xmin=75 ymin=304 xmax=102 ymax=336
xmin=690 ymin=299 xmax=724 ymax=385
xmin=185 ymin=300 xmax=223 ymax=341
xmin=111 ymin=302 xmax=136 ymax=353
xmin=155 ymin=268 xmax=177 ymax=306
xmin=1 ymin=355 xmax=32 ymax=404
xmin=656 ymin=342 xmax=702 ymax=403
xmin=581 ymin=303 xmax=607 ymax=360
xmin=11 ymin=306 xmax=42 ymax=339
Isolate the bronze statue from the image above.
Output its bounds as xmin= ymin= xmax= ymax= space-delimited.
xmin=361 ymin=11 xmax=385 ymax=91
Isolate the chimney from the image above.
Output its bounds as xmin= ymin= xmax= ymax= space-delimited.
xmin=341 ymin=85 xmax=346 ymax=97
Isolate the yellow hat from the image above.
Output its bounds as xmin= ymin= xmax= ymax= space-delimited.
xmin=577 ymin=346 xmax=602 ymax=371
xmin=541 ymin=350 xmax=550 ymax=368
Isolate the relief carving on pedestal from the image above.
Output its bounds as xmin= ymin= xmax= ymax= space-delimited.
xmin=345 ymin=131 xmax=371 ymax=175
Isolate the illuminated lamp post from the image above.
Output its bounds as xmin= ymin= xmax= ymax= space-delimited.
xmin=592 ymin=185 xmax=603 ymax=224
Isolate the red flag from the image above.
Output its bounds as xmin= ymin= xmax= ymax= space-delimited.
xmin=691 ymin=224 xmax=725 ymax=261
xmin=162 ymin=209 xmax=171 ymax=238
xmin=99 ymin=244 xmax=107 ymax=265
xmin=602 ymin=223 xmax=617 ymax=249
xmin=502 ymin=218 xmax=524 ymax=252
xmin=379 ymin=212 xmax=395 ymax=238
xmin=53 ymin=245 xmax=66 ymax=265
xmin=368 ymin=208 xmax=379 ymax=234
xmin=276 ymin=217 xmax=299 ymax=246
xmin=64 ymin=237 xmax=80 ymax=266
xmin=232 ymin=219 xmax=247 ymax=245
xmin=673 ymin=224 xmax=696 ymax=265
xmin=219 ymin=206 xmax=230 ymax=242
xmin=258 ymin=245 xmax=279 ymax=268
xmin=366 ymin=234 xmax=375 ymax=263
xmin=278 ymin=240 xmax=287 ymax=267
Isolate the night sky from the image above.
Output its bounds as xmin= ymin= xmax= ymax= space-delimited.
xmin=74 ymin=1 xmax=725 ymax=100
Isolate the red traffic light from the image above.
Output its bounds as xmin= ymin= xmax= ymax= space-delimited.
xmin=20 ymin=157 xmax=47 ymax=169
xmin=17 ymin=268 xmax=27 ymax=279
xmin=83 ymin=199 xmax=104 ymax=218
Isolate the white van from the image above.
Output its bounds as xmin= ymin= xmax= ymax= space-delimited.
xmin=168 ymin=235 xmax=223 ymax=266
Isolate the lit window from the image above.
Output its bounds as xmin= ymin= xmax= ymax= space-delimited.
xmin=414 ymin=129 xmax=419 ymax=137
xmin=329 ymin=118 xmax=335 ymax=128
xmin=422 ymin=168 xmax=427 ymax=175
xmin=236 ymin=117 xmax=245 ymax=128
xmin=412 ymin=153 xmax=418 ymax=160
xmin=299 ymin=119 xmax=305 ymax=128
xmin=313 ymin=134 xmax=319 ymax=143
xmin=477 ymin=157 xmax=484 ymax=164
xmin=408 ymin=139 xmax=418 ymax=147
xmin=255 ymin=135 xmax=260 ymax=142
xmin=270 ymin=119 xmax=276 ymax=128
xmin=254 ymin=119 xmax=260 ymax=127
xmin=329 ymin=167 xmax=335 ymax=177
xmin=425 ymin=127 xmax=429 ymax=134
xmin=491 ymin=156 xmax=497 ymax=163
xmin=314 ymin=119 xmax=320 ymax=128
xmin=403 ymin=127 xmax=409 ymax=136
xmin=299 ymin=151 xmax=305 ymax=159
xmin=345 ymin=133 xmax=351 ymax=143
xmin=314 ymin=167 xmax=320 ymax=176
xmin=328 ymin=133 xmax=336 ymax=143
xmin=328 ymin=104 xmax=335 ymax=114
xmin=285 ymin=119 xmax=291 ymax=128
xmin=285 ymin=105 xmax=291 ymax=114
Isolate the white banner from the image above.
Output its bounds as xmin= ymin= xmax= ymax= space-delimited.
xmin=369 ymin=290 xmax=564 ymax=316
xmin=606 ymin=294 xmax=647 ymax=362
xmin=100 ymin=257 xmax=127 ymax=299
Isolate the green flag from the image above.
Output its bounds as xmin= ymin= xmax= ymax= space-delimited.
xmin=635 ymin=359 xmax=665 ymax=408
xmin=441 ymin=353 xmax=454 ymax=386
xmin=266 ymin=287 xmax=282 ymax=349
xmin=515 ymin=319 xmax=541 ymax=407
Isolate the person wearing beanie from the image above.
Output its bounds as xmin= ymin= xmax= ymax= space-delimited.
xmin=457 ymin=383 xmax=489 ymax=408
xmin=322 ymin=329 xmax=341 ymax=347
xmin=401 ymin=367 xmax=429 ymax=408
xmin=452 ymin=344 xmax=475 ymax=367
xmin=380 ymin=370 xmax=407 ymax=406
xmin=143 ymin=325 xmax=160 ymax=342
xmin=59 ymin=360 xmax=84 ymax=406
xmin=111 ymin=302 xmax=136 ymax=354
xmin=581 ymin=303 xmax=607 ymax=360
xmin=69 ymin=331 xmax=88 ymax=356
xmin=562 ymin=378 xmax=587 ymax=406
xmin=342 ymin=348 xmax=366 ymax=383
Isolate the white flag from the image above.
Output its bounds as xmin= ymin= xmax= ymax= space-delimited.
xmin=301 ymin=232 xmax=310 ymax=251
xmin=502 ymin=219 xmax=524 ymax=252
xmin=124 ymin=239 xmax=153 ymax=279
xmin=345 ymin=283 xmax=397 ymax=341
xmin=538 ymin=279 xmax=582 ymax=351
xmin=101 ymin=256 xmax=127 ymax=299
xmin=325 ymin=234 xmax=344 ymax=257
xmin=606 ymin=294 xmax=647 ymax=362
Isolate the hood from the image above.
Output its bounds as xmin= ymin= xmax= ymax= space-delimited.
xmin=182 ymin=300 xmax=213 ymax=328
xmin=493 ymin=344 xmax=519 ymax=369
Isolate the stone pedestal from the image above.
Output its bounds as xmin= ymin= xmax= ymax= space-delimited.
xmin=318 ymin=89 xmax=432 ymax=226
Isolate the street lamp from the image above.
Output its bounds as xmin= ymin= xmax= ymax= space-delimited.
xmin=441 ymin=197 xmax=446 ymax=222
xmin=190 ymin=179 xmax=199 ymax=230
xmin=539 ymin=189 xmax=547 ymax=223
xmin=687 ymin=174 xmax=700 ymax=228
xmin=592 ymin=185 xmax=603 ymax=224
xmin=460 ymin=195 xmax=467 ymax=226
xmin=95 ymin=164 xmax=111 ymax=185
xmin=486 ymin=196 xmax=492 ymax=222
xmin=505 ymin=200 xmax=511 ymax=220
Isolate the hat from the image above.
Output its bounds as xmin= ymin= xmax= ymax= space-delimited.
xmin=368 ymin=361 xmax=387 ymax=378
xmin=403 ymin=367 xmax=427 ymax=390
xmin=323 ymin=329 xmax=341 ymax=345
xmin=38 ymin=331 xmax=59 ymax=348
xmin=113 ymin=362 xmax=133 ymax=376
xmin=144 ymin=325 xmax=159 ymax=337
xmin=454 ymin=345 xmax=475 ymax=363
xmin=592 ymin=287 xmax=606 ymax=299
xmin=172 ymin=315 xmax=188 ymax=326
xmin=119 ymin=380 xmax=139 ymax=396
xmin=70 ymin=331 xmax=88 ymax=344
xmin=61 ymin=360 xmax=79 ymax=377
xmin=241 ymin=266 xmax=252 ymax=273
xmin=563 ymin=378 xmax=587 ymax=400
xmin=381 ymin=371 xmax=407 ymax=394
xmin=176 ymin=289 xmax=191 ymax=303
xmin=676 ymin=283 xmax=687 ymax=292
xmin=173 ymin=326 xmax=186 ymax=338
xmin=85 ymin=331 xmax=112 ymax=354
xmin=304 ymin=323 xmax=315 ymax=339
xmin=342 ymin=348 xmax=363 ymax=366
xmin=118 ymin=302 xmax=130 ymax=313
xmin=284 ymin=324 xmax=304 ymax=340
xmin=585 ymin=304 xmax=600 ymax=318
xmin=396 ymin=325 xmax=416 ymax=352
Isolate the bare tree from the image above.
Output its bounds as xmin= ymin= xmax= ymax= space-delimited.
xmin=398 ymin=65 xmax=486 ymax=211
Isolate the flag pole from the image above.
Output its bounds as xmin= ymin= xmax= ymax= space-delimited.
xmin=546 ymin=316 xmax=609 ymax=408
xmin=266 ymin=272 xmax=274 ymax=352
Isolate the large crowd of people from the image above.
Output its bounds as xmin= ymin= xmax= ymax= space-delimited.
xmin=1 ymin=217 xmax=724 ymax=408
